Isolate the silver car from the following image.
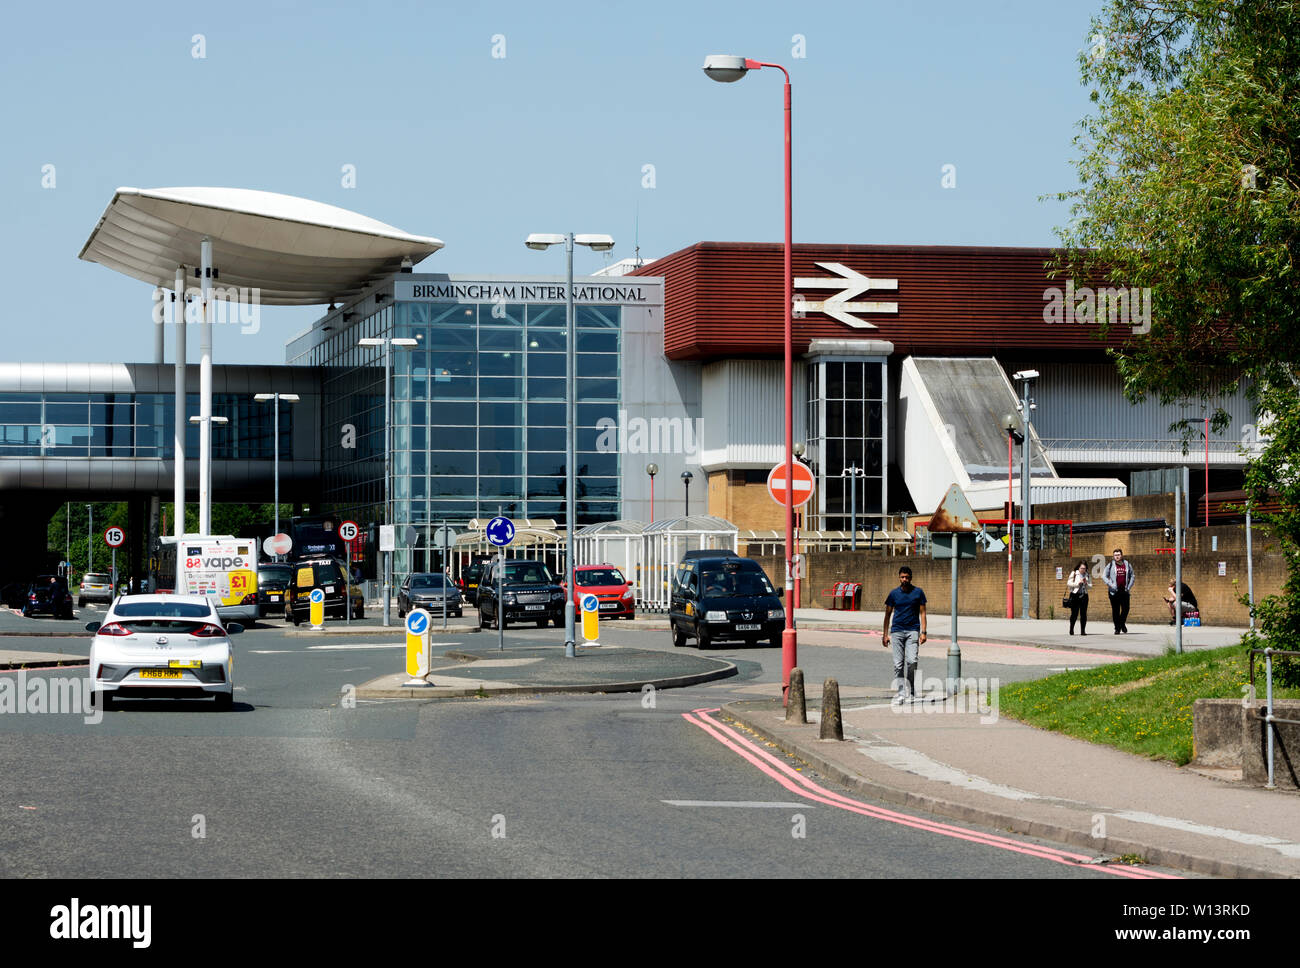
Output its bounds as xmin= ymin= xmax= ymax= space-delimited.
xmin=87 ymin=594 xmax=242 ymax=710
xmin=398 ymin=572 xmax=463 ymax=618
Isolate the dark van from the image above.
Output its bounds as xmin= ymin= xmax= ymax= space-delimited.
xmin=669 ymin=555 xmax=784 ymax=649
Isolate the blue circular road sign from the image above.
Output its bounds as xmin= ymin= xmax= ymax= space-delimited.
xmin=581 ymin=593 xmax=599 ymax=613
xmin=406 ymin=610 xmax=429 ymax=635
xmin=309 ymin=588 xmax=325 ymax=604
xmin=486 ymin=516 xmax=515 ymax=547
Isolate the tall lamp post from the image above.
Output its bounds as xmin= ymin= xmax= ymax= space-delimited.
xmin=359 ymin=336 xmax=419 ymax=627
xmin=1001 ymin=413 xmax=1024 ymax=619
xmin=253 ymin=392 xmax=300 ymax=554
xmin=681 ymin=470 xmax=694 ymax=517
xmin=646 ymin=463 xmax=658 ymax=523
xmin=525 ymin=232 xmax=616 ymax=659
xmin=1012 ymin=370 xmax=1038 ymax=619
xmin=840 ymin=461 xmax=865 ymax=550
xmin=188 ymin=414 xmax=229 ymax=534
xmin=703 ymin=53 xmax=798 ymax=698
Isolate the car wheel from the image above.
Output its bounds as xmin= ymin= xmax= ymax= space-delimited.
xmin=672 ymin=623 xmax=687 ymax=648
xmin=697 ymin=628 xmax=712 ymax=650
xmin=214 ymin=690 xmax=233 ymax=710
xmin=479 ymin=607 xmax=488 ymax=628
xmin=356 ymin=604 xmax=364 ymax=620
xmin=291 ymin=609 xmax=302 ymax=626
xmin=78 ymin=598 xmax=85 ymax=608
xmin=92 ymin=690 xmax=111 ymax=710
xmin=398 ymin=605 xmax=405 ymax=619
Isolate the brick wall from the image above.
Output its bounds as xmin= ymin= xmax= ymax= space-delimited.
xmin=708 ymin=470 xmax=786 ymax=531
xmin=754 ymin=547 xmax=1285 ymax=625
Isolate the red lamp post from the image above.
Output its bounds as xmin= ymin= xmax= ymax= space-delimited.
xmin=703 ymin=54 xmax=797 ymax=701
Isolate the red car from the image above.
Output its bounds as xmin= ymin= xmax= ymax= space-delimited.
xmin=562 ymin=564 xmax=636 ymax=619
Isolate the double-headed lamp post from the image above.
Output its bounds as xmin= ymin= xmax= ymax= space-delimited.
xmin=840 ymin=462 xmax=865 ymax=550
xmin=253 ymin=392 xmax=300 ymax=553
xmin=360 ymin=336 xmax=420 ymax=627
xmin=703 ymin=52 xmax=798 ymax=700
xmin=1001 ymin=413 xmax=1024 ymax=619
xmin=525 ymin=232 xmax=616 ymax=659
xmin=1012 ymin=370 xmax=1038 ymax=620
xmin=188 ymin=414 xmax=229 ymax=534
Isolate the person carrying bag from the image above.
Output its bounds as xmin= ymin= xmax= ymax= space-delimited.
xmin=1065 ymin=560 xmax=1091 ymax=635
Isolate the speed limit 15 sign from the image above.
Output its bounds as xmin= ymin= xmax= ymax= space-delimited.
xmin=103 ymin=527 xmax=125 ymax=548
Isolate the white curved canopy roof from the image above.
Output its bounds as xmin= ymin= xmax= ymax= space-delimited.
xmin=79 ymin=187 xmax=444 ymax=305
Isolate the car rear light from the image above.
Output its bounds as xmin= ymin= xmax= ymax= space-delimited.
xmin=97 ymin=623 xmax=131 ymax=636
xmin=191 ymin=624 xmax=226 ymax=638
xmin=241 ymin=593 xmax=257 ymax=605
xmin=80 ymin=583 xmax=86 ymax=590
xmin=29 ymin=593 xmax=37 ymax=601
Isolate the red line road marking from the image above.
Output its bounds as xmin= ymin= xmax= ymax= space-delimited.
xmin=683 ymin=708 xmax=1178 ymax=880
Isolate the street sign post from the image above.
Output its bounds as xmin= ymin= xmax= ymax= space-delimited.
xmin=767 ymin=461 xmax=815 ymax=509
xmin=581 ymin=593 xmax=599 ymax=643
xmin=487 ymin=515 xmax=514 ymax=651
xmin=928 ymin=484 xmax=982 ymax=696
xmin=309 ymin=587 xmax=325 ymax=629
xmin=339 ymin=520 xmax=360 ymax=630
xmin=404 ymin=608 xmax=433 ymax=687
xmin=263 ymin=533 xmax=293 ymax=558
xmin=104 ymin=527 xmax=125 ymax=598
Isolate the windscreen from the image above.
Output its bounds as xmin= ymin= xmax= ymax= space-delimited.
xmin=503 ymin=563 xmax=551 ymax=584
xmin=576 ymin=569 xmax=624 ymax=586
xmin=113 ymin=602 xmax=212 ymax=618
xmin=411 ymin=574 xmax=448 ymax=589
xmin=700 ymin=568 xmax=774 ymax=597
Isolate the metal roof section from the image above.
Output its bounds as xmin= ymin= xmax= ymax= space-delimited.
xmin=78 ymin=187 xmax=443 ymax=305
xmin=898 ymin=357 xmax=1076 ymax=513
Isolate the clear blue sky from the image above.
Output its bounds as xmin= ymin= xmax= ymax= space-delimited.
xmin=2 ymin=0 xmax=1104 ymax=365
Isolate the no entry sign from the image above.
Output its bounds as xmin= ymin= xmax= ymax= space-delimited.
xmin=767 ymin=460 xmax=815 ymax=509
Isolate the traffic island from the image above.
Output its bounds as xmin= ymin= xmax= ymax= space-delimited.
xmin=354 ymin=645 xmax=736 ymax=699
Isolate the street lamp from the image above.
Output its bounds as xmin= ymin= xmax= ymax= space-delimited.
xmin=86 ymin=504 xmax=92 ymax=575
xmin=525 ymin=232 xmax=615 ymax=660
xmin=840 ymin=462 xmax=866 ymax=550
xmin=1012 ymin=370 xmax=1038 ymax=620
xmin=681 ymin=470 xmax=694 ymax=517
xmin=1001 ymin=413 xmax=1023 ymax=620
xmin=188 ymin=414 xmax=229 ymax=537
xmin=704 ymin=52 xmax=798 ymax=699
xmin=359 ymin=336 xmax=419 ymax=627
xmin=646 ymin=463 xmax=658 ymax=523
xmin=253 ymin=392 xmax=300 ymax=552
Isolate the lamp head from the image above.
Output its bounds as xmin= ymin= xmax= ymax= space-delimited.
xmin=525 ymin=233 xmax=565 ymax=250
xmin=646 ymin=463 xmax=659 ymax=477
xmin=1013 ymin=369 xmax=1039 ymax=382
xmin=703 ymin=54 xmax=750 ymax=82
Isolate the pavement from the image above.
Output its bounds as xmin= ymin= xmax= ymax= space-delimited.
xmin=5 ymin=601 xmax=1290 ymax=878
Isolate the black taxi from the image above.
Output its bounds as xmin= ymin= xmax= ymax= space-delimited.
xmin=668 ymin=554 xmax=784 ymax=649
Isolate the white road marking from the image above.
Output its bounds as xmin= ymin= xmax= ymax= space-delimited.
xmin=1110 ymin=811 xmax=1300 ymax=858
xmin=662 ymin=800 xmax=816 ymax=808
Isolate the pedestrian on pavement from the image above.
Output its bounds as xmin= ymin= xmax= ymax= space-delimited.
xmin=882 ymin=565 xmax=927 ymax=703
xmin=1164 ymin=579 xmax=1199 ymax=625
xmin=1102 ymin=547 xmax=1135 ymax=634
xmin=1066 ymin=560 xmax=1091 ymax=635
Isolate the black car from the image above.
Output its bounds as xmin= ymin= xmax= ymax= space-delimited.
xmin=477 ymin=558 xmax=566 ymax=630
xmin=287 ymin=556 xmax=364 ymax=624
xmin=669 ymin=555 xmax=784 ymax=649
xmin=399 ymin=572 xmax=463 ymax=618
xmin=256 ymin=563 xmax=293 ymax=619
xmin=23 ymin=575 xmax=75 ymax=620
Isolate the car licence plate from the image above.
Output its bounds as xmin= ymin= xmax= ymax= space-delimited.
xmin=599 ymin=602 xmax=618 ymax=610
xmin=735 ymin=623 xmax=761 ymax=631
xmin=139 ymin=669 xmax=183 ymax=679
xmin=269 ymin=594 xmax=281 ymax=602
xmin=525 ymin=604 xmax=545 ymax=611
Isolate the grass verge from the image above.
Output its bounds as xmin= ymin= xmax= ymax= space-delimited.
xmin=997 ymin=645 xmax=1300 ymax=766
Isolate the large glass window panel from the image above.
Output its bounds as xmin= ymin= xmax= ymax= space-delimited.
xmin=527 ymin=304 xmax=565 ymax=328
xmin=828 ymin=362 xmax=844 ymax=399
xmin=430 ymin=378 xmax=476 ymax=399
xmin=865 ymin=365 xmax=883 ymax=400
xmin=488 ymin=304 xmax=524 ymax=326
xmin=527 ymin=476 xmax=563 ymax=498
xmin=527 ymin=427 xmax=566 ymax=452
xmin=576 ymin=378 xmax=618 ymax=401
xmin=428 ymin=500 xmax=476 ymax=516
xmin=527 ymin=353 xmax=565 ymax=378
xmin=430 ymin=477 xmax=476 ymax=497
xmin=527 ymin=378 xmax=565 ymax=399
xmin=431 ymin=304 xmax=477 ymax=327
xmin=867 ymin=401 xmax=882 ymax=438
xmin=527 ymin=330 xmax=566 ymax=351
xmin=527 ymin=501 xmax=564 ymax=517
xmin=577 ymin=478 xmax=619 ymax=497
xmin=479 ymin=352 xmax=523 ymax=377
xmin=845 ymin=363 xmax=864 ymax=400
xmin=845 ymin=400 xmax=864 ymax=438
xmin=431 ymin=402 xmax=476 ymax=426
xmin=479 ymin=427 xmax=522 ymax=451
xmin=0 ymin=402 xmax=41 ymax=422
xmin=479 ymin=476 xmax=523 ymax=497
xmin=45 ymin=403 xmax=90 ymax=423
xmin=46 ymin=393 xmax=90 ymax=403
xmin=574 ymin=452 xmax=617 ymax=477
xmin=429 ymin=451 xmax=474 ymax=475
xmin=412 ymin=452 xmax=426 ymax=475
xmin=528 ymin=403 xmax=565 ymax=426
xmin=577 ymin=354 xmax=618 ymax=378
xmin=576 ymin=331 xmax=618 ymax=353
xmin=427 ymin=327 xmax=476 ymax=351
xmin=576 ymin=306 xmax=619 ymax=329
xmin=479 ymin=451 xmax=522 ymax=476
xmin=577 ymin=403 xmax=614 ymax=427
xmin=479 ymin=377 xmax=522 ymax=399
xmin=530 ymin=457 xmax=566 ymax=476
xmin=480 ymin=402 xmax=521 ymax=426
xmin=864 ymin=439 xmax=883 ymax=475
xmin=480 ymin=329 xmax=522 ymax=351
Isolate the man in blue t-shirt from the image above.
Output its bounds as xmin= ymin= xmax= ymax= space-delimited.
xmin=882 ymin=566 xmax=927 ymax=703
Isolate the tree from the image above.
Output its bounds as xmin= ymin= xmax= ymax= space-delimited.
xmin=1056 ymin=0 xmax=1300 ymax=650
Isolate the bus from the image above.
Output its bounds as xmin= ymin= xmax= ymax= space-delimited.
xmin=157 ymin=535 xmax=259 ymax=622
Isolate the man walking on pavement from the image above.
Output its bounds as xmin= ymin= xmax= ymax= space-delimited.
xmin=1102 ymin=547 xmax=1135 ymax=634
xmin=882 ymin=565 xmax=927 ymax=703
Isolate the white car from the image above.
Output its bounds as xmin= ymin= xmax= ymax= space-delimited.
xmin=87 ymin=594 xmax=241 ymax=710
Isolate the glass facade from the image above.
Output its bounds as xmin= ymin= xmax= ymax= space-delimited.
xmin=807 ymin=359 xmax=888 ymax=531
xmin=306 ymin=297 xmax=624 ymax=572
xmin=0 ymin=392 xmax=291 ymax=459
